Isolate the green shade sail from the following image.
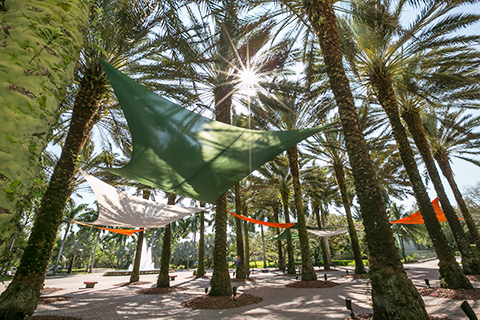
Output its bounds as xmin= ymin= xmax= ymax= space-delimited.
xmin=100 ymin=60 xmax=330 ymax=204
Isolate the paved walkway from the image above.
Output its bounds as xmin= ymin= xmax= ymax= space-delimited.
xmin=2 ymin=260 xmax=479 ymax=319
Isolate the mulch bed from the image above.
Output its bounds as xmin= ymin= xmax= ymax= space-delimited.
xmin=181 ymin=293 xmax=262 ymax=309
xmin=26 ymin=317 xmax=83 ymax=320
xmin=418 ymin=287 xmax=480 ymax=300
xmin=37 ymin=296 xmax=70 ymax=304
xmin=136 ymin=286 xmax=188 ymax=294
xmin=40 ymin=288 xmax=65 ymax=294
xmin=343 ymin=314 xmax=449 ymax=320
xmin=285 ymin=280 xmax=340 ymax=288
xmin=113 ymin=281 xmax=152 ymax=287
xmin=341 ymin=274 xmax=370 ymax=279
xmin=467 ymin=275 xmax=480 ymax=282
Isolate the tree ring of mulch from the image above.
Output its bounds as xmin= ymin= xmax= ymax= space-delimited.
xmin=285 ymin=280 xmax=340 ymax=288
xmin=342 ymin=314 xmax=450 ymax=320
xmin=26 ymin=316 xmax=83 ymax=320
xmin=418 ymin=287 xmax=480 ymax=300
xmin=37 ymin=296 xmax=70 ymax=304
xmin=136 ymin=286 xmax=188 ymax=294
xmin=40 ymin=288 xmax=65 ymax=294
xmin=467 ymin=275 xmax=480 ymax=282
xmin=341 ymin=274 xmax=370 ymax=279
xmin=181 ymin=293 xmax=262 ymax=309
xmin=113 ymin=281 xmax=152 ymax=287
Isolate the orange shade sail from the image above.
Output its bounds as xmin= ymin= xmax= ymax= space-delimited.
xmin=390 ymin=198 xmax=459 ymax=224
xmin=71 ymin=219 xmax=145 ymax=236
xmin=228 ymin=211 xmax=295 ymax=228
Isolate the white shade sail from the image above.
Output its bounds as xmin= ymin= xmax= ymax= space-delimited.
xmin=307 ymin=224 xmax=362 ymax=237
xmin=81 ymin=170 xmax=204 ymax=228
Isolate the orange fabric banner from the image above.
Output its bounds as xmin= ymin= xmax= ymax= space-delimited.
xmin=228 ymin=211 xmax=295 ymax=228
xmin=390 ymin=198 xmax=459 ymax=224
xmin=70 ymin=219 xmax=145 ymax=236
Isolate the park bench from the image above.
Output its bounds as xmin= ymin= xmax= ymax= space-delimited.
xmin=260 ymin=269 xmax=269 ymax=273
xmin=84 ymin=281 xmax=98 ymax=288
xmin=169 ymin=275 xmax=177 ymax=281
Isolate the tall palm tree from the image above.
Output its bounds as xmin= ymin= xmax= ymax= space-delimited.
xmin=0 ymin=1 xmax=177 ymax=317
xmin=157 ymin=193 xmax=176 ymax=288
xmin=425 ymin=108 xmax=480 ymax=252
xmin=196 ymin=202 xmax=207 ymax=277
xmin=234 ymin=183 xmax=247 ymax=279
xmin=255 ymin=156 xmax=296 ymax=274
xmin=0 ymin=0 xmax=89 ymax=224
xmin=299 ymin=0 xmax=431 ymax=317
xmin=338 ymin=0 xmax=479 ymax=279
xmin=306 ymin=125 xmax=367 ymax=274
xmin=129 ymin=189 xmax=151 ymax=283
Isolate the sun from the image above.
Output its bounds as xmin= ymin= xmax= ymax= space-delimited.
xmin=239 ymin=69 xmax=259 ymax=87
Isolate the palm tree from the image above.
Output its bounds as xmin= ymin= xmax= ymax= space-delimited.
xmin=196 ymin=202 xmax=207 ymax=277
xmin=234 ymin=183 xmax=247 ymax=279
xmin=0 ymin=0 xmax=89 ymax=223
xmin=129 ymin=189 xmax=151 ymax=283
xmin=306 ymin=125 xmax=367 ymax=274
xmin=338 ymin=0 xmax=479 ymax=280
xmin=426 ymin=108 xmax=480 ymax=252
xmin=157 ymin=193 xmax=177 ymax=288
xmin=0 ymin=1 xmax=177 ymax=316
xmin=255 ymin=156 xmax=296 ymax=274
xmin=299 ymin=0 xmax=431 ymax=317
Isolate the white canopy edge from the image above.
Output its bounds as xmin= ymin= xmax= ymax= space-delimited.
xmin=80 ymin=170 xmax=204 ymax=228
xmin=307 ymin=224 xmax=362 ymax=237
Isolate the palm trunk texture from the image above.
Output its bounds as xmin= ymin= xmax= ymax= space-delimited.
xmin=402 ymin=109 xmax=480 ymax=275
xmin=333 ymin=161 xmax=367 ymax=274
xmin=243 ymin=216 xmax=250 ymax=275
xmin=130 ymin=231 xmax=144 ymax=283
xmin=0 ymin=73 xmax=106 ymax=319
xmin=196 ymin=202 xmax=206 ymax=277
xmin=303 ymin=0 xmax=431 ymax=318
xmin=314 ymin=206 xmax=331 ymax=270
xmin=281 ymin=190 xmax=296 ymax=274
xmin=209 ymin=83 xmax=232 ymax=296
xmin=0 ymin=0 xmax=89 ymax=220
xmin=370 ymin=71 xmax=472 ymax=289
xmin=434 ymin=152 xmax=480 ymax=253
xmin=234 ymin=184 xmax=246 ymax=279
xmin=157 ymin=194 xmax=176 ymax=288
xmin=273 ymin=206 xmax=286 ymax=272
xmin=286 ymin=145 xmax=316 ymax=281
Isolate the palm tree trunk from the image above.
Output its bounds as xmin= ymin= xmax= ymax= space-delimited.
xmin=281 ymin=190 xmax=296 ymax=274
xmin=67 ymin=252 xmax=76 ymax=274
xmin=286 ymin=145 xmax=316 ymax=281
xmin=53 ymin=224 xmax=71 ymax=276
xmin=320 ymin=208 xmax=333 ymax=267
xmin=273 ymin=206 xmax=285 ymax=272
xmin=0 ymin=0 xmax=89 ymax=219
xmin=243 ymin=218 xmax=250 ymax=274
xmin=89 ymin=229 xmax=101 ymax=273
xmin=197 ymin=202 xmax=206 ymax=277
xmin=209 ymin=81 xmax=232 ymax=296
xmin=402 ymin=108 xmax=480 ymax=275
xmin=260 ymin=225 xmax=268 ymax=268
xmin=333 ymin=161 xmax=366 ymax=274
xmin=234 ymin=184 xmax=246 ymax=279
xmin=370 ymin=71 xmax=471 ymax=289
xmin=314 ymin=206 xmax=330 ymax=270
xmin=209 ymin=193 xmax=232 ymax=296
xmin=157 ymin=194 xmax=176 ymax=288
xmin=303 ymin=1 xmax=431 ymax=318
xmin=129 ymin=231 xmax=144 ymax=283
xmin=434 ymin=151 xmax=480 ymax=255
xmin=0 ymin=73 xmax=106 ymax=318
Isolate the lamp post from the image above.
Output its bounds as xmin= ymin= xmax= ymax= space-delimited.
xmin=345 ymin=298 xmax=355 ymax=319
xmin=425 ymin=279 xmax=430 ymax=288
xmin=461 ymin=301 xmax=478 ymax=320
xmin=324 ymin=274 xmax=327 ymax=281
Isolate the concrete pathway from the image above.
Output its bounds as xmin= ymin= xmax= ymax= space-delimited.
xmin=2 ymin=260 xmax=479 ymax=319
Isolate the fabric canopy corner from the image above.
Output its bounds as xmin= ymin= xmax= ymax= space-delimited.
xmin=100 ymin=59 xmax=331 ymax=204
xmin=81 ymin=170 xmax=204 ymax=228
xmin=390 ymin=198 xmax=454 ymax=224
